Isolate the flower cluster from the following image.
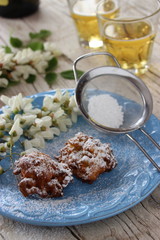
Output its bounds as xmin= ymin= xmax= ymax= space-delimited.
xmin=0 ymin=42 xmax=61 ymax=88
xmin=0 ymin=89 xmax=80 ymax=157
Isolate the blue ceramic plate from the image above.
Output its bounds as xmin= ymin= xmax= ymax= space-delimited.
xmin=0 ymin=89 xmax=160 ymax=226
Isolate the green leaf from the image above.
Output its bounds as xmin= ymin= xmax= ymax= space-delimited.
xmin=46 ymin=57 xmax=58 ymax=72
xmin=8 ymin=81 xmax=19 ymax=87
xmin=3 ymin=46 xmax=12 ymax=53
xmin=26 ymin=74 xmax=36 ymax=83
xmin=29 ymin=29 xmax=52 ymax=40
xmin=45 ymin=72 xmax=57 ymax=86
xmin=39 ymin=29 xmax=52 ymax=39
xmin=29 ymin=32 xmax=40 ymax=39
xmin=60 ymin=70 xmax=84 ymax=80
xmin=27 ymin=41 xmax=44 ymax=51
xmin=10 ymin=36 xmax=23 ymax=48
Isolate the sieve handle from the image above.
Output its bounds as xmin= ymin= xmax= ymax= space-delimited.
xmin=73 ymin=51 xmax=121 ymax=82
xmin=126 ymin=132 xmax=160 ymax=172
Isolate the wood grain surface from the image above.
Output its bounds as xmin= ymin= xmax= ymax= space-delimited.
xmin=0 ymin=1 xmax=160 ymax=239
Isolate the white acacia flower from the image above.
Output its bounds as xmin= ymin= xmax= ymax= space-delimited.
xmin=0 ymin=47 xmax=6 ymax=55
xmin=0 ymin=118 xmax=6 ymax=129
xmin=13 ymin=48 xmax=52 ymax=68
xmin=56 ymin=118 xmax=68 ymax=132
xmin=63 ymin=118 xmax=72 ymax=127
xmin=44 ymin=42 xmax=61 ymax=56
xmin=54 ymin=108 xmax=65 ymax=119
xmin=24 ymin=108 xmax=41 ymax=115
xmin=23 ymin=139 xmax=33 ymax=150
xmin=42 ymin=51 xmax=53 ymax=61
xmin=0 ymin=48 xmax=14 ymax=70
xmin=17 ymin=49 xmax=52 ymax=73
xmin=10 ymin=93 xmax=24 ymax=112
xmin=52 ymin=90 xmax=73 ymax=106
xmin=32 ymin=50 xmax=52 ymax=63
xmin=1 ymin=136 xmax=11 ymax=147
xmin=61 ymin=91 xmax=70 ymax=104
xmin=10 ymin=72 xmax=22 ymax=82
xmin=13 ymin=94 xmax=25 ymax=112
xmin=27 ymin=125 xmax=40 ymax=137
xmin=35 ymin=129 xmax=54 ymax=140
xmin=0 ymin=78 xmax=8 ymax=88
xmin=0 ymin=143 xmax=7 ymax=156
xmin=29 ymin=135 xmax=45 ymax=149
xmin=50 ymin=127 xmax=60 ymax=136
xmin=0 ymin=95 xmax=10 ymax=105
xmin=1 ymin=107 xmax=12 ymax=116
xmin=11 ymin=65 xmax=36 ymax=81
xmin=69 ymin=95 xmax=79 ymax=112
xmin=0 ymin=143 xmax=7 ymax=153
xmin=34 ymin=60 xmax=48 ymax=73
xmin=43 ymin=96 xmax=60 ymax=112
xmin=32 ymin=136 xmax=45 ymax=148
xmin=35 ymin=116 xmax=52 ymax=128
xmin=53 ymin=89 xmax=63 ymax=102
xmin=27 ymin=126 xmax=60 ymax=141
xmin=13 ymin=48 xmax=36 ymax=65
xmin=4 ymin=122 xmax=12 ymax=131
xmin=1 ymin=93 xmax=33 ymax=113
xmin=21 ymin=98 xmax=33 ymax=112
xmin=14 ymin=113 xmax=37 ymax=127
xmin=0 ymin=91 xmax=79 ymax=154
xmin=69 ymin=96 xmax=80 ymax=122
xmin=0 ymin=113 xmax=12 ymax=124
xmin=40 ymin=110 xmax=51 ymax=117
xmin=71 ymin=111 xmax=78 ymax=123
xmin=9 ymin=118 xmax=23 ymax=142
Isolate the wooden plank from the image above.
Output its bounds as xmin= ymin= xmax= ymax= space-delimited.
xmin=0 ymin=215 xmax=79 ymax=240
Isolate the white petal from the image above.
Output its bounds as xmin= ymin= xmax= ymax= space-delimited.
xmin=51 ymin=127 xmax=60 ymax=136
xmin=23 ymin=139 xmax=33 ymax=150
xmin=9 ymin=118 xmax=23 ymax=136
xmin=0 ymin=95 xmax=10 ymax=105
xmin=0 ymin=118 xmax=6 ymax=128
xmin=38 ymin=130 xmax=53 ymax=140
xmin=0 ymin=78 xmax=8 ymax=88
xmin=35 ymin=116 xmax=52 ymax=128
xmin=31 ymin=135 xmax=45 ymax=148
xmin=54 ymin=108 xmax=64 ymax=119
xmin=57 ymin=119 xmax=67 ymax=132
xmin=71 ymin=112 xmax=78 ymax=123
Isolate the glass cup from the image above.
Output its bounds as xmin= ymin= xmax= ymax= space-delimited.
xmin=67 ymin=0 xmax=119 ymax=49
xmin=97 ymin=0 xmax=160 ymax=75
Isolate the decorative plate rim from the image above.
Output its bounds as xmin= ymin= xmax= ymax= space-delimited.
xmin=0 ymin=89 xmax=159 ymax=226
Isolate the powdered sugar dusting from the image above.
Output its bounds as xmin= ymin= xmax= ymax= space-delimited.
xmin=88 ymin=94 xmax=124 ymax=128
xmin=13 ymin=151 xmax=73 ymax=198
xmin=56 ymin=132 xmax=117 ymax=182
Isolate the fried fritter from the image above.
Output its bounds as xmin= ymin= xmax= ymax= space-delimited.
xmin=13 ymin=151 xmax=73 ymax=198
xmin=56 ymin=132 xmax=117 ymax=183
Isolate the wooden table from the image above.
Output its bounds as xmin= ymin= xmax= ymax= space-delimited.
xmin=0 ymin=1 xmax=160 ymax=239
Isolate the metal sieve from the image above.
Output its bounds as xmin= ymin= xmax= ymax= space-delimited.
xmin=73 ymin=52 xmax=160 ymax=171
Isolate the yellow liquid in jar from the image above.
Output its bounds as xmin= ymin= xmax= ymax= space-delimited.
xmin=71 ymin=0 xmax=119 ymax=48
xmin=103 ymin=21 xmax=155 ymax=74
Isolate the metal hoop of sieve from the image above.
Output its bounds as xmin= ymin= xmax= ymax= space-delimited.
xmin=73 ymin=52 xmax=160 ymax=171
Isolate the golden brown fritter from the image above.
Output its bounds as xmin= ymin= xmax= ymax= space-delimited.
xmin=13 ymin=151 xmax=73 ymax=198
xmin=56 ymin=132 xmax=117 ymax=183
